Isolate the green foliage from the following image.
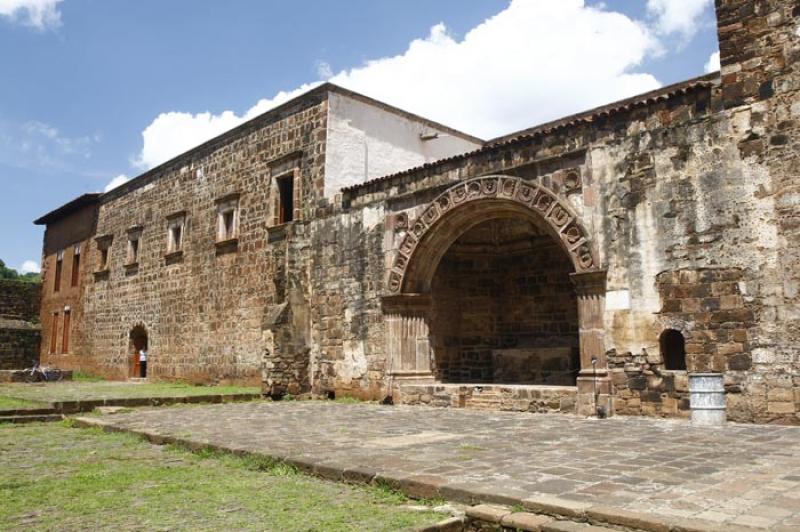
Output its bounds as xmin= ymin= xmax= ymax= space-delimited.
xmin=0 ymin=259 xmax=40 ymax=283
xmin=72 ymin=371 xmax=105 ymax=382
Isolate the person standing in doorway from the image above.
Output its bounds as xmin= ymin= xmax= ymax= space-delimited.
xmin=139 ymin=347 xmax=148 ymax=378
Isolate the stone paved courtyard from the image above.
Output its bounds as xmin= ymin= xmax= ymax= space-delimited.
xmin=82 ymin=402 xmax=800 ymax=530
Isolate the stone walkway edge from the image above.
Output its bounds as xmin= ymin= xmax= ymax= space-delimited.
xmin=1 ymin=393 xmax=261 ymax=417
xmin=73 ymin=416 xmax=762 ymax=532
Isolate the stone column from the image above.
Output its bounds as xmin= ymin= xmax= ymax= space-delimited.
xmin=381 ymin=294 xmax=435 ymax=383
xmin=570 ymin=270 xmax=613 ymax=417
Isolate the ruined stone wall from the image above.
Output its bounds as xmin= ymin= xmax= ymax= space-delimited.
xmin=79 ymin=95 xmax=328 ymax=384
xmin=711 ymin=0 xmax=800 ymax=423
xmin=318 ymin=22 xmax=798 ymax=422
xmin=0 ymin=280 xmax=41 ymax=370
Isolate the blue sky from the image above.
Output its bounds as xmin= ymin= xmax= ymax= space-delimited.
xmin=0 ymin=0 xmax=720 ymax=273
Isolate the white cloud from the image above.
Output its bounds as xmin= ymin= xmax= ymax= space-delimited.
xmin=19 ymin=260 xmax=40 ymax=274
xmin=133 ymin=83 xmax=320 ymax=169
xmin=104 ymin=174 xmax=130 ymax=192
xmin=704 ymin=50 xmax=720 ymax=73
xmin=0 ymin=120 xmax=97 ymax=172
xmin=0 ymin=0 xmax=63 ymax=30
xmin=646 ymin=0 xmax=713 ymax=39
xmin=316 ymin=61 xmax=334 ymax=80
xmin=134 ymin=0 xmax=664 ymax=169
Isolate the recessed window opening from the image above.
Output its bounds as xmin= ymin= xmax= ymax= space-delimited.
xmin=223 ymin=211 xmax=235 ymax=238
xmin=127 ymin=237 xmax=139 ymax=264
xmin=661 ymin=329 xmax=687 ymax=370
xmin=171 ymin=225 xmax=182 ymax=250
xmin=278 ymin=175 xmax=294 ymax=224
xmin=54 ymin=250 xmax=63 ymax=292
xmin=216 ymin=198 xmax=239 ymax=242
xmin=167 ymin=215 xmax=185 ymax=254
xmin=61 ymin=309 xmax=71 ymax=354
xmin=100 ymin=248 xmax=109 ymax=270
xmin=50 ymin=313 xmax=59 ymax=354
xmin=71 ymin=245 xmax=81 ymax=287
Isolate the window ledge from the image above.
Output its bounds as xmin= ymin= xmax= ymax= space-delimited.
xmin=164 ymin=250 xmax=184 ymax=264
xmin=93 ymin=269 xmax=110 ymax=280
xmin=215 ymin=238 xmax=238 ymax=255
xmin=123 ymin=262 xmax=139 ymax=270
xmin=267 ymin=221 xmax=299 ymax=243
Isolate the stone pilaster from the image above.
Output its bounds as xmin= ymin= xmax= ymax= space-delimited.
xmin=570 ymin=269 xmax=612 ymax=417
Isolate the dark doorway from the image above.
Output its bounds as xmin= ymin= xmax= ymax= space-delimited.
xmin=661 ymin=329 xmax=687 ymax=370
xmin=278 ymin=175 xmax=294 ymax=224
xmin=429 ymin=217 xmax=580 ymax=386
xmin=129 ymin=325 xmax=148 ymax=378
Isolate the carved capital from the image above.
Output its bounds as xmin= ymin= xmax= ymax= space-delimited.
xmin=569 ymin=269 xmax=607 ymax=296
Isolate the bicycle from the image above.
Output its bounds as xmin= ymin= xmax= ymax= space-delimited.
xmin=22 ymin=363 xmax=65 ymax=383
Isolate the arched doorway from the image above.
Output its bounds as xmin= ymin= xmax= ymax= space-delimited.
xmin=430 ymin=217 xmax=580 ymax=385
xmin=382 ymin=176 xmax=610 ymax=415
xmin=129 ymin=325 xmax=148 ymax=378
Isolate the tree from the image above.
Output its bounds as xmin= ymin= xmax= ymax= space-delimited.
xmin=0 ymin=259 xmax=41 ymax=283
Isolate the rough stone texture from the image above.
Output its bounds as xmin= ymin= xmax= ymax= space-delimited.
xmin=81 ymin=402 xmax=800 ymax=530
xmin=398 ymin=384 xmax=576 ymax=414
xmin=0 ymin=281 xmax=41 ymax=370
xmin=34 ymin=1 xmax=800 ymax=422
xmin=0 ymin=280 xmax=40 ymax=322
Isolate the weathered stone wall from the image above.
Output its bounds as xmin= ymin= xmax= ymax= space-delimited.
xmin=78 ymin=93 xmax=329 ymax=384
xmin=398 ymin=383 xmax=576 ymax=414
xmin=0 ymin=281 xmax=41 ymax=370
xmin=0 ymin=280 xmax=40 ymax=321
xmin=610 ymin=268 xmax=753 ymax=418
xmin=311 ymin=0 xmax=800 ymax=422
xmin=0 ymin=323 xmax=40 ymax=370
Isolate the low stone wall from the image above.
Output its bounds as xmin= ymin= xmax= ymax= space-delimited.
xmin=397 ymin=383 xmax=577 ymax=414
xmin=0 ymin=320 xmax=41 ymax=370
xmin=0 ymin=280 xmax=41 ymax=322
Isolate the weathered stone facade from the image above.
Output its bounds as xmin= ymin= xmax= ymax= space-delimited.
xmin=0 ymin=280 xmax=41 ymax=370
xmin=36 ymin=1 xmax=800 ymax=423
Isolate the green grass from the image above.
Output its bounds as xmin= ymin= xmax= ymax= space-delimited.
xmin=0 ymin=395 xmax=46 ymax=410
xmin=72 ymin=371 xmax=106 ymax=382
xmin=0 ymin=381 xmax=261 ymax=404
xmin=0 ymin=422 xmax=443 ymax=531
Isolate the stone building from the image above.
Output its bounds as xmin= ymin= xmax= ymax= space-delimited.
xmin=36 ymin=0 xmax=800 ymax=423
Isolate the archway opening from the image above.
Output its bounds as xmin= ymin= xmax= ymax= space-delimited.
xmin=429 ymin=217 xmax=579 ymax=386
xmin=660 ymin=329 xmax=687 ymax=371
xmin=129 ymin=325 xmax=148 ymax=378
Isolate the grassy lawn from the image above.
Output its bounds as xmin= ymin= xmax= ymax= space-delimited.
xmin=0 ymin=422 xmax=443 ymax=531
xmin=0 ymin=395 xmax=47 ymax=410
xmin=0 ymin=381 xmax=261 ymax=404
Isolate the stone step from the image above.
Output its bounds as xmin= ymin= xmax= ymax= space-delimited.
xmin=0 ymin=413 xmax=63 ymax=424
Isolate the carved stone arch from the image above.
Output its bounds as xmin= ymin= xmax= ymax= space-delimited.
xmin=381 ymin=175 xmax=612 ymax=416
xmin=387 ymin=175 xmax=599 ymax=295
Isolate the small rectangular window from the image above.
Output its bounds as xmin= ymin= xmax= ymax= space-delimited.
xmin=216 ymin=198 xmax=239 ymax=242
xmin=127 ymin=237 xmax=140 ymax=264
xmin=278 ymin=175 xmax=294 ymax=224
xmin=61 ymin=309 xmax=71 ymax=354
xmin=166 ymin=214 xmax=186 ymax=255
xmin=54 ymin=250 xmax=64 ymax=293
xmin=50 ymin=313 xmax=59 ymax=354
xmin=100 ymin=248 xmax=109 ymax=270
xmin=71 ymin=244 xmax=81 ymax=287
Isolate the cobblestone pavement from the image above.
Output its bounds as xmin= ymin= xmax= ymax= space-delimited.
xmin=88 ymin=402 xmax=800 ymax=530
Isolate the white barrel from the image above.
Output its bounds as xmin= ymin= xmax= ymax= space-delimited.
xmin=689 ymin=373 xmax=726 ymax=426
